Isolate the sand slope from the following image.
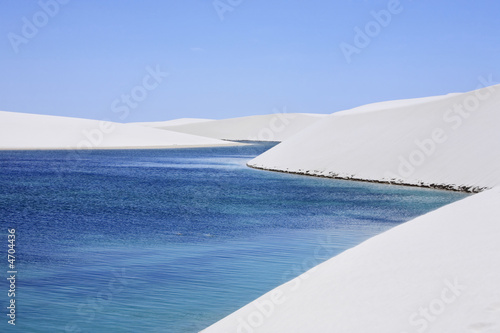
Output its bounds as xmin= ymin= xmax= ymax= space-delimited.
xmin=0 ymin=111 xmax=235 ymax=150
xmin=140 ymin=113 xmax=327 ymax=142
xmin=131 ymin=118 xmax=214 ymax=128
xmin=203 ymin=187 xmax=500 ymax=333
xmin=248 ymin=85 xmax=500 ymax=191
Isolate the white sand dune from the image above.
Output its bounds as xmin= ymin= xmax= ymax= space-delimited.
xmin=204 ymin=84 xmax=500 ymax=332
xmin=131 ymin=118 xmax=214 ymax=128
xmin=0 ymin=111 xmax=236 ymax=150
xmin=248 ymin=85 xmax=500 ymax=191
xmin=137 ymin=113 xmax=327 ymax=142
xmin=203 ymin=187 xmax=500 ymax=333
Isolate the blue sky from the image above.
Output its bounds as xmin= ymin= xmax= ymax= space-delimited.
xmin=0 ymin=0 xmax=499 ymax=122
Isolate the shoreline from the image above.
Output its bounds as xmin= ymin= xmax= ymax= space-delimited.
xmin=0 ymin=142 xmax=247 ymax=152
xmin=246 ymin=163 xmax=487 ymax=193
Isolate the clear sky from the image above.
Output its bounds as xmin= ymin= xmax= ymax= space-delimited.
xmin=0 ymin=0 xmax=499 ymax=122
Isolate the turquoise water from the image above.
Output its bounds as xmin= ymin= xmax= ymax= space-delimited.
xmin=0 ymin=143 xmax=467 ymax=332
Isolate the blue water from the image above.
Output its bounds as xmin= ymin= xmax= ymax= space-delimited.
xmin=0 ymin=143 xmax=467 ymax=332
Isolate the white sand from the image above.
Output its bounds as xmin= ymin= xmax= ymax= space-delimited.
xmin=131 ymin=118 xmax=214 ymax=127
xmin=0 ymin=111 xmax=238 ymax=150
xmin=204 ymin=84 xmax=500 ymax=332
xmin=248 ymin=85 xmax=500 ymax=191
xmin=140 ymin=113 xmax=327 ymax=142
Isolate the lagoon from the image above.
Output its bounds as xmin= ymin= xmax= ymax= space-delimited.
xmin=0 ymin=143 xmax=467 ymax=332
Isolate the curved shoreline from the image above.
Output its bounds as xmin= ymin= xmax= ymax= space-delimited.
xmin=246 ymin=163 xmax=487 ymax=193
